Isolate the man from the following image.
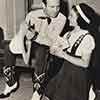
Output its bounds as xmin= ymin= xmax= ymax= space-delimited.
xmin=0 ymin=0 xmax=67 ymax=98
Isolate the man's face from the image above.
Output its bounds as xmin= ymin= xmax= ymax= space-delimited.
xmin=45 ymin=0 xmax=60 ymax=18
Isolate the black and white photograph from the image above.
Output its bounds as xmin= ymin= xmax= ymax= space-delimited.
xmin=0 ymin=0 xmax=100 ymax=100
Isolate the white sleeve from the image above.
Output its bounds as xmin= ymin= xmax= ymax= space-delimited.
xmin=25 ymin=11 xmax=36 ymax=26
xmin=80 ymin=34 xmax=95 ymax=54
xmin=25 ymin=12 xmax=32 ymax=25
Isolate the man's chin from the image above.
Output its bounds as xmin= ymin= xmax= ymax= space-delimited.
xmin=50 ymin=13 xmax=59 ymax=18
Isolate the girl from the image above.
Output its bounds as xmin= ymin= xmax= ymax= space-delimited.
xmin=47 ymin=3 xmax=98 ymax=100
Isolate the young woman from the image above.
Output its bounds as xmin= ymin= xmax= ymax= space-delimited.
xmin=45 ymin=3 xmax=98 ymax=100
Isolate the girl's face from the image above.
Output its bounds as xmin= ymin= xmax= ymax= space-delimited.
xmin=68 ymin=9 xmax=78 ymax=27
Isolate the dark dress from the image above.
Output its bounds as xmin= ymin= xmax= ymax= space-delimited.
xmin=45 ymin=33 xmax=91 ymax=100
xmin=46 ymin=60 xmax=90 ymax=100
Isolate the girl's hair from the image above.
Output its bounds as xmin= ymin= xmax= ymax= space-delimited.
xmin=72 ymin=3 xmax=100 ymax=37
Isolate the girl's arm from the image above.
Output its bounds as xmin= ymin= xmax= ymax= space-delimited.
xmin=50 ymin=46 xmax=92 ymax=68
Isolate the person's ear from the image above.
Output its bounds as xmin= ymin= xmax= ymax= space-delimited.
xmin=42 ymin=2 xmax=46 ymax=9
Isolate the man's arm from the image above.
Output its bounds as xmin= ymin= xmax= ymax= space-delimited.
xmin=21 ymin=18 xmax=37 ymax=64
xmin=22 ymin=40 xmax=32 ymax=64
xmin=19 ymin=21 xmax=32 ymax=64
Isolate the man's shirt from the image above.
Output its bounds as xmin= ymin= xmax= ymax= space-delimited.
xmin=9 ymin=9 xmax=66 ymax=54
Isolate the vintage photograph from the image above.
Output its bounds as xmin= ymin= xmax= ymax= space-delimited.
xmin=0 ymin=0 xmax=100 ymax=100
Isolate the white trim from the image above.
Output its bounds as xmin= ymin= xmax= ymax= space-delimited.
xmin=76 ymin=5 xmax=90 ymax=24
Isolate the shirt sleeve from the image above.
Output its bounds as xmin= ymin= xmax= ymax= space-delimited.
xmin=54 ymin=14 xmax=66 ymax=36
xmin=80 ymin=34 xmax=95 ymax=54
xmin=25 ymin=11 xmax=36 ymax=26
xmin=25 ymin=12 xmax=30 ymax=24
xmin=51 ymin=14 xmax=66 ymax=44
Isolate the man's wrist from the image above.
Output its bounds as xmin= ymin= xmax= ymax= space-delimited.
xmin=26 ymin=39 xmax=31 ymax=42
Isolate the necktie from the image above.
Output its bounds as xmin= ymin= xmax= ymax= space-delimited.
xmin=38 ymin=16 xmax=51 ymax=24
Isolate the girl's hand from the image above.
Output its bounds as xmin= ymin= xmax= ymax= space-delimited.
xmin=50 ymin=46 xmax=64 ymax=58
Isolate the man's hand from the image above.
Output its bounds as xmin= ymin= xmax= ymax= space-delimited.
xmin=25 ymin=20 xmax=36 ymax=40
xmin=26 ymin=20 xmax=39 ymax=41
xmin=26 ymin=29 xmax=36 ymax=40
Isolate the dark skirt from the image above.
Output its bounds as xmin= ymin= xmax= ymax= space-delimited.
xmin=45 ymin=60 xmax=90 ymax=100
